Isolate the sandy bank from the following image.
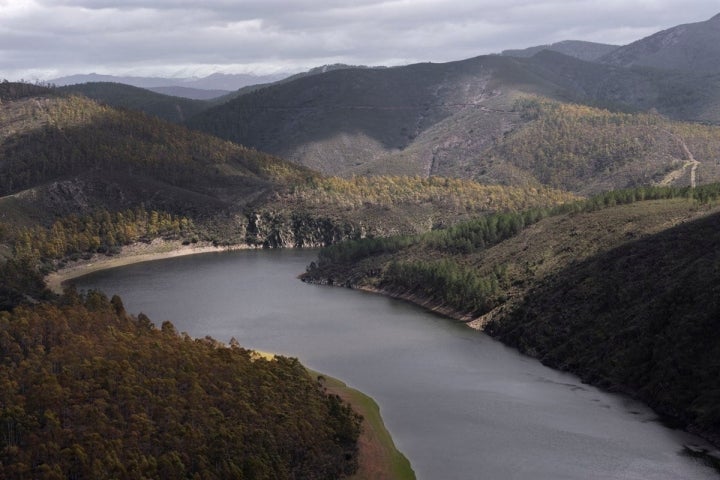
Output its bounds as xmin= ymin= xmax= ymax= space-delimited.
xmin=45 ymin=239 xmax=254 ymax=294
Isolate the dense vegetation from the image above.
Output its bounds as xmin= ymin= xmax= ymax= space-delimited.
xmin=313 ymin=183 xmax=720 ymax=271
xmin=0 ymin=85 xmax=576 ymax=257
xmin=7 ymin=207 xmax=193 ymax=262
xmin=488 ymin=98 xmax=720 ymax=193
xmin=304 ymin=184 xmax=720 ymax=441
xmin=0 ymin=291 xmax=361 ymax=479
xmin=487 ymin=211 xmax=720 ymax=436
xmin=0 ymin=92 xmax=310 ymax=198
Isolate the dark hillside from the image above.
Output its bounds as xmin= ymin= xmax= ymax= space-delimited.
xmin=0 ymin=90 xmax=312 ymax=217
xmin=502 ymin=40 xmax=619 ymax=61
xmin=187 ymin=52 xmax=720 ymax=184
xmin=185 ymin=55 xmax=563 ymax=175
xmin=600 ymin=13 xmax=720 ymax=73
xmin=57 ymin=82 xmax=210 ymax=123
xmin=302 ymin=187 xmax=720 ymax=441
xmin=489 ymin=210 xmax=720 ymax=439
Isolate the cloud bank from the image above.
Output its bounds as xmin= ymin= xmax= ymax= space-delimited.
xmin=1 ymin=0 xmax=718 ymax=80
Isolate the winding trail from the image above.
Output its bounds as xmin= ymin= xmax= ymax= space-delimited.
xmin=659 ymin=130 xmax=700 ymax=188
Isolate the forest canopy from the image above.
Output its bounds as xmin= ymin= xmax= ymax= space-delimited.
xmin=0 ymin=291 xmax=361 ymax=480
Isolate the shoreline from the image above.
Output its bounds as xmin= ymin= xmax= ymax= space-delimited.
xmin=313 ymin=279 xmax=720 ymax=459
xmin=45 ymin=239 xmax=255 ymax=294
xmin=307 ymin=369 xmax=415 ymax=480
xmin=45 ymin=245 xmax=415 ymax=478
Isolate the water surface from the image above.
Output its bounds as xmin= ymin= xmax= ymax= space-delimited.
xmin=73 ymin=249 xmax=718 ymax=480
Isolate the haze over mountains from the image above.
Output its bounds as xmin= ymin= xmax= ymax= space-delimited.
xmin=49 ymin=71 xmax=290 ymax=97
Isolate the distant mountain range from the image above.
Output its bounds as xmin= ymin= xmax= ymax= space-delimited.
xmin=48 ymin=12 xmax=720 ymax=195
xmin=48 ymin=71 xmax=290 ymax=94
xmin=186 ymin=50 xmax=720 ymax=193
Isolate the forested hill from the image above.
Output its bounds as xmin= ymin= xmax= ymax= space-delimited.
xmin=57 ymin=82 xmax=209 ymax=123
xmin=0 ymin=84 xmax=314 ymax=220
xmin=0 ymin=83 xmax=575 ymax=275
xmin=476 ymin=98 xmax=720 ymax=195
xmin=302 ymin=185 xmax=720 ymax=443
xmin=185 ymin=52 xmax=720 ymax=184
xmin=0 ymin=290 xmax=361 ymax=479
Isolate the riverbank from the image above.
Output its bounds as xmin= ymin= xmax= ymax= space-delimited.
xmin=45 ymin=239 xmax=254 ymax=294
xmin=308 ymin=370 xmax=415 ymax=480
xmin=312 ymin=279 xmax=720 ymax=463
xmin=45 ymin=244 xmax=416 ymax=478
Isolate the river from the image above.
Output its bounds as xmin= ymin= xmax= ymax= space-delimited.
xmin=72 ymin=248 xmax=718 ymax=479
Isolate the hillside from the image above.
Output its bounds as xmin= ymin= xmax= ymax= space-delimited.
xmin=148 ymin=86 xmax=229 ymax=100
xmin=187 ymin=50 xmax=720 ymax=186
xmin=185 ymin=55 xmax=571 ymax=176
xmin=600 ymin=13 xmax=720 ymax=73
xmin=0 ymin=83 xmax=574 ymax=274
xmin=0 ymin=86 xmax=310 ymax=216
xmin=0 ymin=290 xmax=361 ymax=479
xmin=56 ymin=82 xmax=210 ymax=123
xmin=302 ymin=185 xmax=720 ymax=442
xmin=502 ymin=40 xmax=618 ymax=61
xmin=481 ymin=98 xmax=720 ymax=194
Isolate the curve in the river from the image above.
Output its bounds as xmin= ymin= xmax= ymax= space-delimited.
xmin=72 ymin=249 xmax=719 ymax=480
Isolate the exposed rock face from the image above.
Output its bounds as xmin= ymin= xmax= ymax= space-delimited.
xmin=245 ymin=211 xmax=364 ymax=248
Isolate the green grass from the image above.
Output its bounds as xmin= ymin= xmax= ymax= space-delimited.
xmin=308 ymin=370 xmax=416 ymax=480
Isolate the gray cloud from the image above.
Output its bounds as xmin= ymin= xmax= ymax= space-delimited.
xmin=1 ymin=0 xmax=718 ymax=80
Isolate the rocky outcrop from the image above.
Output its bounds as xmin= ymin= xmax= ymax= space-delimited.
xmin=244 ymin=211 xmax=366 ymax=248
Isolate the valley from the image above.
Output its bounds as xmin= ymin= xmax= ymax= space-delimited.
xmin=3 ymin=9 xmax=720 ymax=478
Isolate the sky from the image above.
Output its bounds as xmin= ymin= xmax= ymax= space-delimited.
xmin=1 ymin=0 xmax=719 ymax=81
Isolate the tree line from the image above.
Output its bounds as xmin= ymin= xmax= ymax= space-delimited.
xmin=5 ymin=207 xmax=194 ymax=263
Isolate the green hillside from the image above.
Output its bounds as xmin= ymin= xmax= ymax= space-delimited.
xmin=302 ymin=185 xmax=720 ymax=442
xmin=0 ymin=87 xmax=311 ymax=220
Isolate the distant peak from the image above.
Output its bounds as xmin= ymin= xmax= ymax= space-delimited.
xmin=711 ymin=12 xmax=720 ymax=22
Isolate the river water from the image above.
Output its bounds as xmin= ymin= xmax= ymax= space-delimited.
xmin=72 ymin=249 xmax=718 ymax=479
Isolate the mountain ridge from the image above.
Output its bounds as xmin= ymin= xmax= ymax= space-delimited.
xmin=502 ymin=40 xmax=619 ymax=61
xmin=599 ymin=12 xmax=720 ymax=72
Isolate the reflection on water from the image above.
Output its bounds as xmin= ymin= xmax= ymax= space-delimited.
xmin=74 ymin=249 xmax=718 ymax=480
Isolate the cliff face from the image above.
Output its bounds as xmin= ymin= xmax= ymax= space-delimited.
xmin=244 ymin=211 xmax=365 ymax=248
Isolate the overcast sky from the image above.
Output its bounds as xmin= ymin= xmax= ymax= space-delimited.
xmin=1 ymin=0 xmax=718 ymax=81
